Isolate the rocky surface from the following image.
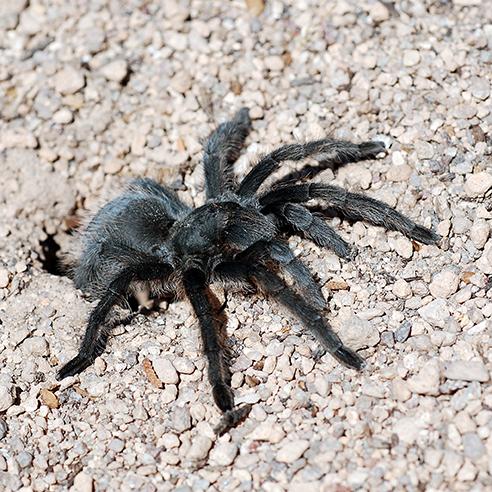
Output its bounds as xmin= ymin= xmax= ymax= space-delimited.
xmin=0 ymin=1 xmax=491 ymax=491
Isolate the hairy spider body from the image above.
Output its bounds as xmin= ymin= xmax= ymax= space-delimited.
xmin=57 ymin=108 xmax=439 ymax=432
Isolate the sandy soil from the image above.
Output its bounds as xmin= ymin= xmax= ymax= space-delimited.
xmin=0 ymin=1 xmax=491 ymax=491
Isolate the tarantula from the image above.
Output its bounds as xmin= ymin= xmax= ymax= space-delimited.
xmin=57 ymin=108 xmax=439 ymax=432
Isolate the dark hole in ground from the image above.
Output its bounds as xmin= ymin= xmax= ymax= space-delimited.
xmin=39 ymin=233 xmax=65 ymax=276
xmin=38 ymin=233 xmax=151 ymax=314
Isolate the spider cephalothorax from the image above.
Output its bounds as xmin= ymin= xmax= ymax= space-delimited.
xmin=57 ymin=108 xmax=439 ymax=433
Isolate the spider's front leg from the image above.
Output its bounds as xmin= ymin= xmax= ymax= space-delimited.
xmin=260 ymin=183 xmax=440 ymax=245
xmin=182 ymin=268 xmax=251 ymax=434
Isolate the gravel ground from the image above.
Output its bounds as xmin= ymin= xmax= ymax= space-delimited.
xmin=1 ymin=1 xmax=491 ymax=491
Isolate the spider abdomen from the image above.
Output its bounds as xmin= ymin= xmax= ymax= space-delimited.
xmin=74 ymin=192 xmax=174 ymax=295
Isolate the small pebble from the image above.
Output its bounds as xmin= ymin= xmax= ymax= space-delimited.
xmin=276 ymin=439 xmax=309 ymax=463
xmin=17 ymin=451 xmax=33 ymax=468
xmin=173 ymin=357 xmax=195 ymax=374
xmin=369 ymin=2 xmax=390 ymax=21
xmin=0 ymin=269 xmax=9 ymax=288
xmin=403 ymin=50 xmax=420 ymax=67
xmin=73 ymin=471 xmax=93 ymax=492
xmin=334 ymin=310 xmax=380 ymax=349
xmin=462 ymin=433 xmax=486 ymax=462
xmin=53 ymin=108 xmax=73 ymax=124
xmin=187 ymin=436 xmax=213 ymax=461
xmin=470 ymin=219 xmax=490 ymax=249
xmin=100 ymin=60 xmax=129 ymax=83
xmin=418 ymin=299 xmax=450 ymax=328
xmin=429 ymin=269 xmax=460 ymax=299
xmin=152 ymin=357 xmax=179 ymax=385
xmin=394 ymin=237 xmax=413 ymax=258
xmin=54 ymin=67 xmax=85 ymax=95
xmin=444 ymin=361 xmax=489 ymax=382
xmin=22 ymin=336 xmax=49 ymax=356
xmin=464 ymin=172 xmax=492 ymax=197
xmin=108 ymin=438 xmax=125 ymax=452
xmin=0 ymin=385 xmax=13 ymax=412
xmin=393 ymin=278 xmax=412 ymax=298
xmin=209 ymin=442 xmax=238 ymax=466
xmin=249 ymin=422 xmax=285 ymax=443
xmin=408 ymin=359 xmax=441 ymax=396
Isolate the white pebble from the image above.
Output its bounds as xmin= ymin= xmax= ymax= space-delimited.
xmin=73 ymin=471 xmax=93 ymax=492
xmin=476 ymin=239 xmax=492 ymax=274
xmin=248 ymin=422 xmax=285 ymax=443
xmin=53 ymin=108 xmax=73 ymax=124
xmin=21 ymin=336 xmax=48 ymax=356
xmin=394 ymin=237 xmax=413 ymax=259
xmin=393 ymin=416 xmax=425 ymax=444
xmin=391 ymin=151 xmax=405 ymax=166
xmin=0 ymin=269 xmax=9 ymax=288
xmin=393 ymin=278 xmax=412 ymax=298
xmin=387 ymin=164 xmax=412 ymax=182
xmin=418 ymin=299 xmax=450 ymax=328
xmin=187 ymin=435 xmax=213 ymax=461
xmin=403 ymin=50 xmax=420 ymax=67
xmin=209 ymin=442 xmax=238 ymax=466
xmin=276 ymin=439 xmax=309 ymax=463
xmin=444 ymin=360 xmax=489 ymax=382
xmin=470 ymin=219 xmax=490 ymax=249
xmin=408 ymin=359 xmax=440 ymax=395
xmin=0 ymin=385 xmax=14 ymax=412
xmin=369 ymin=2 xmax=390 ymax=21
xmin=100 ymin=60 xmax=128 ymax=83
xmin=429 ymin=269 xmax=460 ymax=299
xmin=1 ymin=129 xmax=37 ymax=149
xmin=469 ymin=76 xmax=490 ymax=100
xmin=173 ymin=357 xmax=195 ymax=374
xmin=54 ymin=66 xmax=85 ymax=95
xmin=152 ymin=357 xmax=179 ymax=385
xmin=464 ymin=172 xmax=492 ymax=197
xmin=334 ymin=309 xmax=380 ymax=350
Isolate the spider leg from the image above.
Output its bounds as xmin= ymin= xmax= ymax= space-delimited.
xmin=57 ymin=261 xmax=172 ymax=380
xmin=204 ymin=107 xmax=252 ymax=199
xmin=274 ymin=203 xmax=352 ymax=258
xmin=215 ymin=262 xmax=364 ymax=370
xmin=182 ymin=269 xmax=235 ymax=412
xmin=128 ymin=178 xmax=190 ymax=219
xmin=237 ymin=239 xmax=325 ymax=309
xmin=238 ymin=139 xmax=385 ymax=197
xmin=260 ymin=183 xmax=440 ymax=245
xmin=253 ymin=265 xmax=364 ymax=368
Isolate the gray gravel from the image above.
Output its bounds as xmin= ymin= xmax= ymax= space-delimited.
xmin=1 ymin=1 xmax=491 ymax=491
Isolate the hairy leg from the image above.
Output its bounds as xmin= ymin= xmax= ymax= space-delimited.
xmin=218 ymin=262 xmax=364 ymax=369
xmin=238 ymin=139 xmax=385 ymax=197
xmin=260 ymin=183 xmax=440 ymax=244
xmin=204 ymin=108 xmax=252 ymax=199
xmin=236 ymin=239 xmax=325 ymax=309
xmin=182 ymin=269 xmax=235 ymax=412
xmin=129 ymin=178 xmax=190 ymax=219
xmin=274 ymin=203 xmax=352 ymax=258
xmin=57 ymin=262 xmax=171 ymax=379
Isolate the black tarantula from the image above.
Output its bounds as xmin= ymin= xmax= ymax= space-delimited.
xmin=57 ymin=108 xmax=439 ymax=432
